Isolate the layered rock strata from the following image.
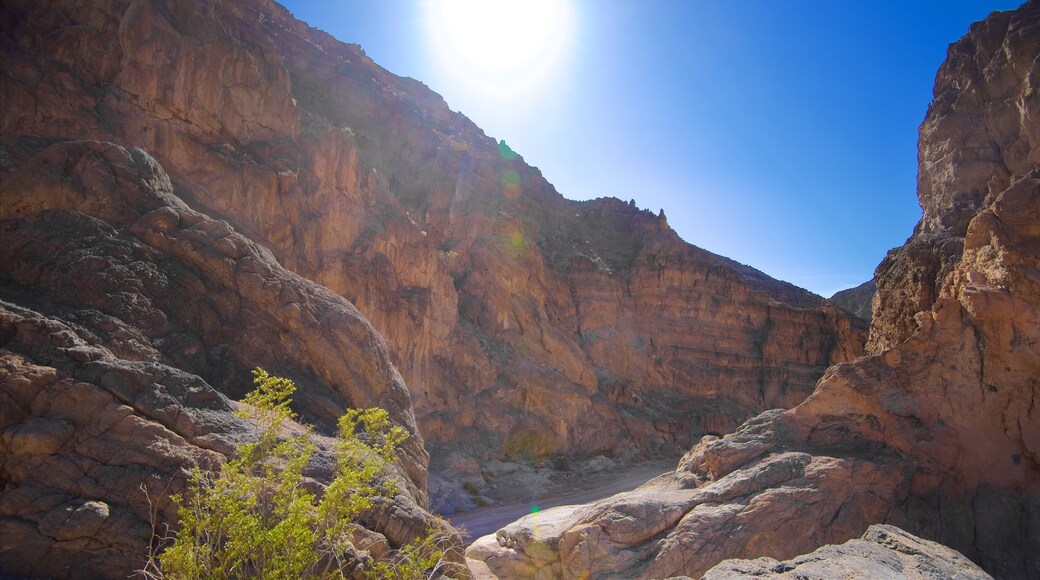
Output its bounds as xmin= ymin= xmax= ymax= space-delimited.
xmin=0 ymin=140 xmax=445 ymax=577
xmin=0 ymin=0 xmax=863 ymax=475
xmin=467 ymin=2 xmax=1040 ymax=578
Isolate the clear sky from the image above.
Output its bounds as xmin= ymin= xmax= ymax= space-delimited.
xmin=277 ymin=1 xmax=1022 ymax=297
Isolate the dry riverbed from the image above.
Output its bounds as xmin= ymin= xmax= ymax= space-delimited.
xmin=444 ymin=458 xmax=676 ymax=543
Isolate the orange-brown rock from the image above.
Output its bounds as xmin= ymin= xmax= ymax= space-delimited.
xmin=466 ymin=3 xmax=1040 ymax=579
xmin=0 ymin=140 xmax=447 ymax=577
xmin=868 ymin=0 xmax=1040 ymax=353
xmin=0 ymin=0 xmax=862 ymax=480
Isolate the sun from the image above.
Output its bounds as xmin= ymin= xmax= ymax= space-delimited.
xmin=424 ymin=0 xmax=574 ymax=99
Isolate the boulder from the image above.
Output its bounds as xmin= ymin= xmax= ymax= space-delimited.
xmin=703 ymin=524 xmax=992 ymax=580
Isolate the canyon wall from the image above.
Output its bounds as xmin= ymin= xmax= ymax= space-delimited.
xmin=0 ymin=139 xmax=444 ymax=577
xmin=0 ymin=0 xmax=862 ymax=477
xmin=468 ymin=2 xmax=1040 ymax=578
xmin=829 ymin=280 xmax=874 ymax=325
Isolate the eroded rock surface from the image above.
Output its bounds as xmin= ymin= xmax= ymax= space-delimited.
xmin=0 ymin=140 xmax=446 ymax=577
xmin=868 ymin=0 xmax=1040 ymax=354
xmin=466 ymin=3 xmax=1040 ymax=579
xmin=0 ymin=0 xmax=863 ymax=478
xmin=702 ymin=524 xmax=992 ymax=579
xmin=829 ymin=280 xmax=874 ymax=326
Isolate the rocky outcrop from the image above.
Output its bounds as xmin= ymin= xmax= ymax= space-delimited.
xmin=466 ymin=3 xmax=1040 ymax=579
xmin=0 ymin=0 xmax=863 ymax=480
xmin=702 ymin=524 xmax=993 ymax=579
xmin=829 ymin=280 xmax=874 ymax=326
xmin=868 ymin=0 xmax=1040 ymax=353
xmin=0 ymin=140 xmax=446 ymax=577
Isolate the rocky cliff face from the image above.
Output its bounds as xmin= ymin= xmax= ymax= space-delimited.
xmin=467 ymin=2 xmax=1040 ymax=578
xmin=0 ymin=0 xmax=863 ymax=487
xmin=829 ymin=280 xmax=874 ymax=326
xmin=0 ymin=139 xmax=445 ymax=577
xmin=869 ymin=0 xmax=1040 ymax=354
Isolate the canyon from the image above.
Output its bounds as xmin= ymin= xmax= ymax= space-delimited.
xmin=467 ymin=2 xmax=1040 ymax=578
xmin=0 ymin=0 xmax=1037 ymax=578
xmin=1 ymin=0 xmax=863 ymax=524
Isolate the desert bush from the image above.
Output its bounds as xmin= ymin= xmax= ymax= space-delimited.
xmin=503 ymin=429 xmax=556 ymax=463
xmin=141 ymin=368 xmax=457 ymax=579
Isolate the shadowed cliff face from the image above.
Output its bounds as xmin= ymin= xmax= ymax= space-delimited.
xmin=829 ymin=279 xmax=875 ymax=326
xmin=467 ymin=2 xmax=1040 ymax=579
xmin=0 ymin=140 xmax=444 ymax=577
xmin=1 ymin=0 xmax=863 ymax=474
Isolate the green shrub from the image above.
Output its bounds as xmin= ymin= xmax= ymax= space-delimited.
xmin=552 ymin=455 xmax=570 ymax=471
xmin=462 ymin=481 xmax=481 ymax=496
xmin=503 ymin=429 xmax=556 ymax=463
xmin=142 ymin=368 xmax=456 ymax=579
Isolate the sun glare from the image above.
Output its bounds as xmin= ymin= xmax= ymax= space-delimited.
xmin=424 ymin=0 xmax=574 ymax=99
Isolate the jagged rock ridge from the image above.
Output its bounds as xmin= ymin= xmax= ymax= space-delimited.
xmin=467 ymin=2 xmax=1040 ymax=578
xmin=0 ymin=0 xmax=863 ymax=492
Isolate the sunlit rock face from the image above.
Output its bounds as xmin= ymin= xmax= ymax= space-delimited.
xmin=702 ymin=525 xmax=993 ymax=580
xmin=466 ymin=2 xmax=1040 ymax=579
xmin=0 ymin=140 xmax=443 ymax=577
xmin=1 ymin=0 xmax=862 ymax=475
xmin=868 ymin=0 xmax=1040 ymax=353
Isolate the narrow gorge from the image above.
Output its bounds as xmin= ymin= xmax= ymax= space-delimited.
xmin=0 ymin=0 xmax=1036 ymax=578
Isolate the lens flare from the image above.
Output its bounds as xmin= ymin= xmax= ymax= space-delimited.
xmin=501 ymin=169 xmax=522 ymax=199
xmin=424 ymin=0 xmax=574 ymax=99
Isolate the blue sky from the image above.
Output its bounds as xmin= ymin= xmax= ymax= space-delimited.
xmin=278 ymin=1 xmax=1021 ymax=297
